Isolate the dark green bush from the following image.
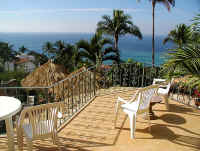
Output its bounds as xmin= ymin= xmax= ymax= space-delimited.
xmin=0 ymin=71 xmax=27 ymax=86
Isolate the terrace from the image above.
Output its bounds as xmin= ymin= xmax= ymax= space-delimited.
xmin=0 ymin=63 xmax=200 ymax=151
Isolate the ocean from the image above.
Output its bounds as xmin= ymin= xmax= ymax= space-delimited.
xmin=0 ymin=32 xmax=173 ymax=66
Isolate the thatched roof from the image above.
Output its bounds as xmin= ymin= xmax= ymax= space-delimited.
xmin=21 ymin=60 xmax=68 ymax=87
xmin=21 ymin=62 xmax=98 ymax=103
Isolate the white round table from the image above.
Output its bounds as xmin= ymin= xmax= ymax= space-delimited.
xmin=0 ymin=96 xmax=21 ymax=151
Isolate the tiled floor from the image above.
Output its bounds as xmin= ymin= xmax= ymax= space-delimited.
xmin=1 ymin=88 xmax=200 ymax=151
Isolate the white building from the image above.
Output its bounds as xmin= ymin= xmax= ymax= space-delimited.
xmin=5 ymin=54 xmax=36 ymax=72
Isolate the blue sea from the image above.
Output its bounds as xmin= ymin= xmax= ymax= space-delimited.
xmin=0 ymin=32 xmax=173 ymax=66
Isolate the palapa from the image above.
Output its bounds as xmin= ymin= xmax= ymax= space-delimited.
xmin=21 ymin=61 xmax=94 ymax=103
xmin=21 ymin=60 xmax=68 ymax=87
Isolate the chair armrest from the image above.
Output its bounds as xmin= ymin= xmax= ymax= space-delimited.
xmin=117 ymin=97 xmax=129 ymax=104
xmin=153 ymin=78 xmax=166 ymax=85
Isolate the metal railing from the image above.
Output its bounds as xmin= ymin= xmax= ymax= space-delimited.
xmin=0 ymin=63 xmax=161 ymax=134
xmin=169 ymin=81 xmax=200 ymax=110
xmin=97 ymin=63 xmax=160 ymax=89
xmin=0 ymin=66 xmax=97 ymax=134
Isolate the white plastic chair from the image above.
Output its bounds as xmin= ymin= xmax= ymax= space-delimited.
xmin=152 ymin=78 xmax=166 ymax=85
xmin=17 ymin=102 xmax=64 ymax=151
xmin=114 ymin=85 xmax=158 ymax=139
xmin=153 ymin=78 xmax=173 ymax=110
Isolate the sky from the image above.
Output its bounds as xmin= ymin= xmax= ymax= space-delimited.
xmin=0 ymin=0 xmax=199 ymax=35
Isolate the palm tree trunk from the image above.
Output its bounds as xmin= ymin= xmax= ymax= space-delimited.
xmin=152 ymin=2 xmax=155 ymax=67
xmin=114 ymin=35 xmax=120 ymax=63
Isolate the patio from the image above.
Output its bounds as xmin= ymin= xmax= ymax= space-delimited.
xmin=0 ymin=87 xmax=200 ymax=151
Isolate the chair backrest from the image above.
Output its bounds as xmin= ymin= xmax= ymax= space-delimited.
xmin=18 ymin=102 xmax=64 ymax=138
xmin=137 ymin=85 xmax=158 ymax=113
xmin=153 ymin=78 xmax=174 ymax=94
xmin=163 ymin=78 xmax=174 ymax=93
xmin=152 ymin=78 xmax=166 ymax=85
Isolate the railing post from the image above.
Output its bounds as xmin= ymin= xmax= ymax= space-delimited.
xmin=71 ymin=78 xmax=74 ymax=113
xmin=67 ymin=79 xmax=70 ymax=117
xmin=94 ymin=67 xmax=96 ymax=96
xmin=78 ymin=74 xmax=81 ymax=109
xmin=45 ymin=88 xmax=48 ymax=104
xmin=141 ymin=63 xmax=145 ymax=87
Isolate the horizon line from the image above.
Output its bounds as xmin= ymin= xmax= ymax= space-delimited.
xmin=0 ymin=31 xmax=166 ymax=36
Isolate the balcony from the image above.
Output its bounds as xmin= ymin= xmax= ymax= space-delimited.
xmin=0 ymin=63 xmax=200 ymax=151
xmin=0 ymin=87 xmax=200 ymax=151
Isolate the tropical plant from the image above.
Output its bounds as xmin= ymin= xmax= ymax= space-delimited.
xmin=191 ymin=13 xmax=200 ymax=32
xmin=54 ymin=43 xmax=79 ymax=72
xmin=77 ymin=32 xmax=118 ymax=68
xmin=163 ymin=24 xmax=192 ymax=48
xmin=191 ymin=13 xmax=200 ymax=43
xmin=18 ymin=45 xmax=29 ymax=54
xmin=28 ymin=51 xmax=48 ymax=66
xmin=162 ymin=43 xmax=200 ymax=82
xmin=97 ymin=9 xmax=142 ymax=63
xmin=137 ymin=0 xmax=175 ymax=67
xmin=0 ymin=42 xmax=17 ymax=71
xmin=54 ymin=40 xmax=66 ymax=52
xmin=42 ymin=41 xmax=55 ymax=59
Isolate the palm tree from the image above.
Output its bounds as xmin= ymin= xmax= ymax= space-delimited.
xmin=0 ymin=42 xmax=16 ymax=71
xmin=42 ymin=41 xmax=55 ymax=59
xmin=54 ymin=43 xmax=79 ymax=71
xmin=28 ymin=51 xmax=48 ymax=67
xmin=191 ymin=13 xmax=200 ymax=43
xmin=164 ymin=44 xmax=200 ymax=75
xmin=54 ymin=40 xmax=66 ymax=52
xmin=191 ymin=13 xmax=200 ymax=32
xmin=18 ymin=45 xmax=29 ymax=54
xmin=77 ymin=32 xmax=118 ymax=68
xmin=163 ymin=24 xmax=192 ymax=48
xmin=137 ymin=0 xmax=175 ymax=67
xmin=97 ymin=9 xmax=142 ymax=63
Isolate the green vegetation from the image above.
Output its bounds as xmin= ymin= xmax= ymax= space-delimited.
xmin=163 ymin=24 xmax=192 ymax=48
xmin=97 ymin=10 xmax=142 ymax=63
xmin=0 ymin=70 xmax=27 ymax=85
xmin=162 ymin=12 xmax=200 ymax=91
xmin=1 ymin=7 xmax=200 ymax=95
xmin=0 ymin=9 xmax=143 ymax=76
xmin=0 ymin=42 xmax=17 ymax=71
xmin=77 ymin=32 xmax=118 ymax=68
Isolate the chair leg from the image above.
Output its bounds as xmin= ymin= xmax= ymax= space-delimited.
xmin=164 ymin=95 xmax=169 ymax=110
xmin=147 ymin=112 xmax=151 ymax=132
xmin=114 ymin=101 xmax=120 ymax=128
xmin=128 ymin=113 xmax=136 ymax=139
xmin=27 ymin=139 xmax=33 ymax=151
xmin=52 ymin=133 xmax=62 ymax=151
xmin=17 ymin=129 xmax=23 ymax=151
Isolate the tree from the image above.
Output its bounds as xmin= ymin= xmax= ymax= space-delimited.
xmin=28 ymin=51 xmax=48 ymax=66
xmin=42 ymin=41 xmax=55 ymax=59
xmin=97 ymin=9 xmax=142 ymax=63
xmin=0 ymin=42 xmax=16 ymax=71
xmin=77 ymin=32 xmax=118 ymax=68
xmin=167 ymin=44 xmax=200 ymax=76
xmin=54 ymin=43 xmax=78 ymax=72
xmin=191 ymin=13 xmax=200 ymax=32
xmin=163 ymin=24 xmax=192 ymax=48
xmin=18 ymin=45 xmax=29 ymax=54
xmin=191 ymin=13 xmax=200 ymax=43
xmin=137 ymin=0 xmax=175 ymax=67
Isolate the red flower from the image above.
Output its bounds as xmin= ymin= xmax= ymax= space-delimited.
xmin=194 ymin=90 xmax=200 ymax=97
